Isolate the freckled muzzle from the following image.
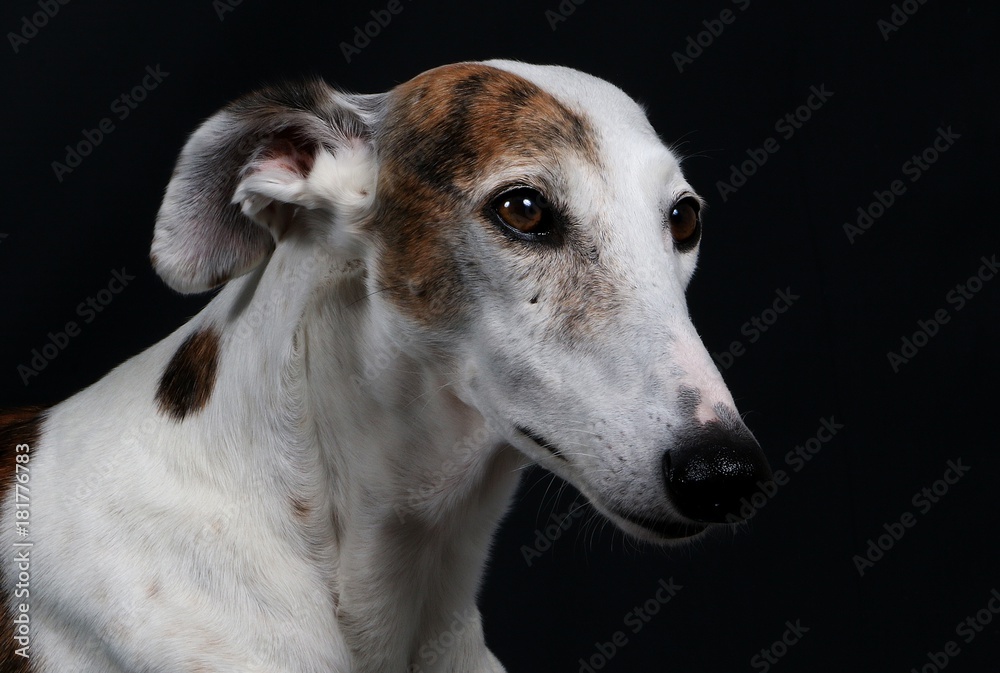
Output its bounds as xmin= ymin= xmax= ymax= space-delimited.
xmin=664 ymin=433 xmax=772 ymax=523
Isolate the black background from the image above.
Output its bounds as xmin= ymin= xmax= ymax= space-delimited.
xmin=1 ymin=1 xmax=998 ymax=672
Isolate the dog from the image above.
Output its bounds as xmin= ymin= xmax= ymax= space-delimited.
xmin=1 ymin=60 xmax=772 ymax=672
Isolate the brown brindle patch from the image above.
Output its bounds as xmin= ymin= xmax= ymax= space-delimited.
xmin=1 ymin=407 xmax=45 ymax=672
xmin=372 ymin=63 xmax=602 ymax=326
xmin=146 ymin=581 xmax=161 ymax=599
xmin=155 ymin=327 xmax=222 ymax=420
xmin=291 ymin=497 xmax=311 ymax=520
xmin=539 ymin=257 xmax=622 ymax=337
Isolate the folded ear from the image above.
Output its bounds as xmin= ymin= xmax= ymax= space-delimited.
xmin=152 ymin=79 xmax=380 ymax=294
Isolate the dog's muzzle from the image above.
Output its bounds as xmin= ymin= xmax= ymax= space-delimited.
xmin=664 ymin=436 xmax=772 ymax=523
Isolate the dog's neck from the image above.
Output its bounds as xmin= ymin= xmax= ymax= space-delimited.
xmin=202 ymin=240 xmax=524 ymax=671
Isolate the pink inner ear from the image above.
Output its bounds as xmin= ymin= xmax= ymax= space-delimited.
xmin=260 ymin=135 xmax=317 ymax=178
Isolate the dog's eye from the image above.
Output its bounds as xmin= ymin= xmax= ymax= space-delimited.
xmin=491 ymin=187 xmax=554 ymax=240
xmin=668 ymin=197 xmax=701 ymax=251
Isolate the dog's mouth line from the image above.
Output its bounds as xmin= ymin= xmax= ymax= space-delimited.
xmin=515 ymin=425 xmax=568 ymax=462
xmin=609 ymin=508 xmax=708 ymax=540
xmin=515 ymin=425 xmax=708 ymax=540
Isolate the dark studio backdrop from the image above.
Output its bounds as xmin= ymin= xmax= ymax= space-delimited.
xmin=1 ymin=1 xmax=998 ymax=671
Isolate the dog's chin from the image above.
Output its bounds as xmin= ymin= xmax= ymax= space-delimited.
xmin=602 ymin=507 xmax=710 ymax=544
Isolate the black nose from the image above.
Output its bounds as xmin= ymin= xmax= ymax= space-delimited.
xmin=664 ymin=437 xmax=772 ymax=523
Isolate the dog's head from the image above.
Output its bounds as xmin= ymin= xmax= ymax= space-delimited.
xmin=153 ymin=60 xmax=771 ymax=542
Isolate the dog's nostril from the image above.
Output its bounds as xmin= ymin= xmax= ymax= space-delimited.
xmin=664 ymin=440 xmax=772 ymax=523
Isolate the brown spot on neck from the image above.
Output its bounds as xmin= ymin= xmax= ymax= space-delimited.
xmin=291 ymin=497 xmax=311 ymax=520
xmin=146 ymin=581 xmax=162 ymax=599
xmin=1 ymin=407 xmax=45 ymax=672
xmin=155 ymin=327 xmax=222 ymax=420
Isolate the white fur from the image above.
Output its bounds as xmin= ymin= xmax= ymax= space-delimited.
xmin=2 ymin=61 xmax=757 ymax=672
xmin=235 ymin=142 xmax=376 ymax=218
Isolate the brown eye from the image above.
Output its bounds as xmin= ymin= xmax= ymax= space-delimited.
xmin=491 ymin=187 xmax=554 ymax=239
xmin=668 ymin=197 xmax=701 ymax=250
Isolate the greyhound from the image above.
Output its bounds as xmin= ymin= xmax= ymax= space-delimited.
xmin=1 ymin=60 xmax=772 ymax=672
